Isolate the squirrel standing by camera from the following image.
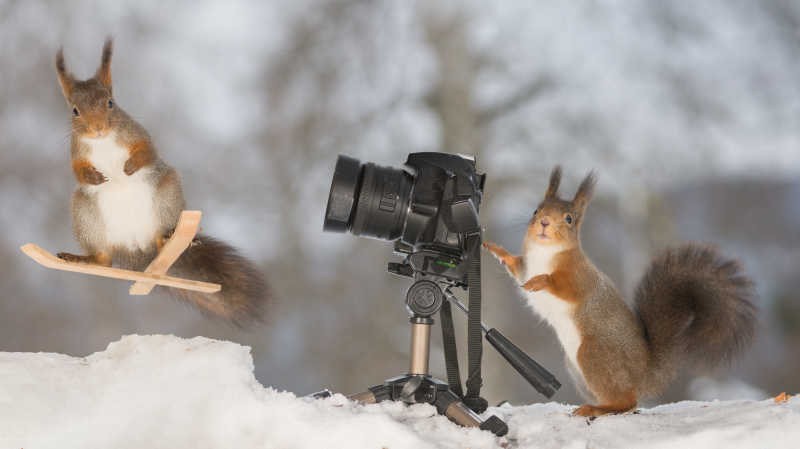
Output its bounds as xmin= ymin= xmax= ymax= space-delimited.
xmin=54 ymin=38 xmax=267 ymax=325
xmin=483 ymin=166 xmax=756 ymax=417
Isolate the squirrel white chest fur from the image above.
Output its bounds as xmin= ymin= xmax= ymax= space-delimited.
xmin=522 ymin=243 xmax=583 ymax=370
xmin=82 ymin=133 xmax=159 ymax=250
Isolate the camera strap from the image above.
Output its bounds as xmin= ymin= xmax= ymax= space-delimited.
xmin=463 ymin=234 xmax=488 ymax=413
xmin=439 ymin=234 xmax=488 ymax=413
xmin=439 ymin=299 xmax=463 ymax=398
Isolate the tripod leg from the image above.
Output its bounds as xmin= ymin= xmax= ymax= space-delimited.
xmin=348 ymin=383 xmax=393 ymax=404
xmin=348 ymin=391 xmax=376 ymax=404
xmin=435 ymin=390 xmax=508 ymax=436
xmin=444 ymin=401 xmax=482 ymax=427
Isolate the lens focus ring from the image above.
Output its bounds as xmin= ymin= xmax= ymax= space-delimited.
xmin=350 ymin=162 xmax=411 ymax=241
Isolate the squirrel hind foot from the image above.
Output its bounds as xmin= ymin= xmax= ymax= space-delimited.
xmin=56 ymin=252 xmax=112 ymax=267
xmin=57 ymin=252 xmax=91 ymax=263
xmin=572 ymin=403 xmax=637 ymax=418
xmin=157 ymin=231 xmax=202 ymax=251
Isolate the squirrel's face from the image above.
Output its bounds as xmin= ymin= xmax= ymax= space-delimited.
xmin=527 ymin=199 xmax=579 ymax=246
xmin=56 ymin=39 xmax=116 ymax=139
xmin=525 ymin=166 xmax=596 ymax=249
xmin=67 ymin=81 xmax=115 ymax=139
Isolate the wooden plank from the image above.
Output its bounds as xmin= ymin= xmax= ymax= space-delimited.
xmin=20 ymin=243 xmax=221 ymax=294
xmin=129 ymin=210 xmax=202 ymax=295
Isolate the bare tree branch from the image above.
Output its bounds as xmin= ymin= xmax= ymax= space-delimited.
xmin=477 ymin=76 xmax=555 ymax=126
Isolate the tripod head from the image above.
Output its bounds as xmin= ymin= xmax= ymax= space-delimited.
xmin=389 ymin=246 xmax=562 ymax=400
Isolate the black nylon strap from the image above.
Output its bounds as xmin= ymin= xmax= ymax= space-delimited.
xmin=439 ymin=299 xmax=463 ymax=398
xmin=463 ymin=234 xmax=488 ymax=413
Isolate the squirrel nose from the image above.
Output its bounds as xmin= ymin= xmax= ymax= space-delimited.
xmin=540 ymin=218 xmax=550 ymax=227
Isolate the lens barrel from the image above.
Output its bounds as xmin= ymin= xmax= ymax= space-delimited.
xmin=323 ymin=155 xmax=363 ymax=233
xmin=323 ymin=155 xmax=413 ymax=241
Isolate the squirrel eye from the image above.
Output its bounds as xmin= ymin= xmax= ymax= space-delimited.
xmin=108 ymin=99 xmax=113 ymax=109
xmin=72 ymin=107 xmax=80 ymax=117
xmin=533 ymin=208 xmax=539 ymax=217
xmin=565 ymin=214 xmax=573 ymax=224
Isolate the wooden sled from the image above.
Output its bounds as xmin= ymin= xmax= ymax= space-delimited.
xmin=20 ymin=210 xmax=221 ymax=295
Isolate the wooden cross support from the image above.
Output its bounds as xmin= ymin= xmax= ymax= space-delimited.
xmin=20 ymin=210 xmax=221 ymax=295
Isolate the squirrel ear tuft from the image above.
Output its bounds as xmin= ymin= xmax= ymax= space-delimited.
xmin=95 ymin=37 xmax=113 ymax=90
xmin=545 ymin=165 xmax=562 ymax=199
xmin=573 ymin=170 xmax=597 ymax=211
xmin=55 ymin=47 xmax=74 ymax=102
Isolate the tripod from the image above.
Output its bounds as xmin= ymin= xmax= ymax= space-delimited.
xmin=347 ymin=280 xmax=508 ymax=436
xmin=310 ymin=253 xmax=560 ymax=436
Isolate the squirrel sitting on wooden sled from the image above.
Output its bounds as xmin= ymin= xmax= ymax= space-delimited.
xmin=484 ymin=166 xmax=756 ymax=417
xmin=54 ymin=38 xmax=267 ymax=326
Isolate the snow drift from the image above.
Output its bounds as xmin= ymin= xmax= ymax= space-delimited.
xmin=1 ymin=335 xmax=797 ymax=449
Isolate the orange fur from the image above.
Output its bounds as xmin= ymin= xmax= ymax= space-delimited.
xmin=573 ymin=397 xmax=637 ymax=417
xmin=71 ymin=158 xmax=107 ymax=185
xmin=156 ymin=235 xmax=166 ymax=251
xmin=124 ymin=141 xmax=155 ymax=175
xmin=483 ymin=242 xmax=524 ymax=279
xmin=523 ymin=250 xmax=586 ymax=304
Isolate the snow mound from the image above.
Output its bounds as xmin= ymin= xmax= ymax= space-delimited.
xmin=1 ymin=335 xmax=797 ymax=449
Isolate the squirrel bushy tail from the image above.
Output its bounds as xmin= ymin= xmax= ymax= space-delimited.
xmin=166 ymin=234 xmax=268 ymax=327
xmin=634 ymin=244 xmax=756 ymax=396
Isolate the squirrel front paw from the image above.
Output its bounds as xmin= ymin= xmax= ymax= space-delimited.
xmin=82 ymin=166 xmax=108 ymax=185
xmin=123 ymin=157 xmax=141 ymax=175
xmin=124 ymin=143 xmax=154 ymax=175
xmin=483 ymin=241 xmax=512 ymax=265
xmin=523 ymin=275 xmax=549 ymax=292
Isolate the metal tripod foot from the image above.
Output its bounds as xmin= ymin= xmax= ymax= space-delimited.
xmin=349 ymin=374 xmax=507 ymax=436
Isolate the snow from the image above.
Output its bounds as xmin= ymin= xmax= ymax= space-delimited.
xmin=1 ymin=335 xmax=797 ymax=449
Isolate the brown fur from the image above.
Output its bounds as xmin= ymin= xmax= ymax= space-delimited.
xmin=124 ymin=141 xmax=155 ymax=175
xmin=55 ymin=48 xmax=74 ymax=101
xmin=167 ymin=234 xmax=268 ymax=327
xmin=95 ymin=38 xmax=113 ymax=89
xmin=633 ymin=244 xmax=757 ymax=397
xmin=56 ymin=250 xmax=112 ymax=267
xmin=55 ymin=38 xmax=269 ymax=325
xmin=71 ymin=158 xmax=107 ymax=185
xmin=544 ymin=165 xmax=562 ymax=199
xmin=485 ymin=166 xmax=757 ymax=417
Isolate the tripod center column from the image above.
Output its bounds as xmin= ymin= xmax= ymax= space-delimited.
xmin=406 ymin=280 xmax=443 ymax=375
xmin=409 ymin=319 xmax=432 ymax=374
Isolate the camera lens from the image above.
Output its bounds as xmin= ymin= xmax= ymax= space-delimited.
xmin=323 ymin=155 xmax=413 ymax=241
xmin=323 ymin=155 xmax=363 ymax=233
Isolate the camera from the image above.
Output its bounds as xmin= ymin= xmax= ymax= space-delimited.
xmin=320 ymin=152 xmax=559 ymax=436
xmin=324 ymin=152 xmax=486 ymax=284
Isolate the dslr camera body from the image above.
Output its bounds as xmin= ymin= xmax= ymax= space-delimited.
xmin=324 ymin=152 xmax=485 ymax=285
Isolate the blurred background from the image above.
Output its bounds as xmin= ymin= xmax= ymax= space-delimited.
xmin=1 ymin=0 xmax=798 ymax=407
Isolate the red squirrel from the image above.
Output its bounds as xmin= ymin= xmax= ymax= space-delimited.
xmin=54 ymin=39 xmax=267 ymax=326
xmin=484 ymin=166 xmax=756 ymax=417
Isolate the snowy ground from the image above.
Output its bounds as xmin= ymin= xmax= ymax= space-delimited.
xmin=1 ymin=335 xmax=797 ymax=449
